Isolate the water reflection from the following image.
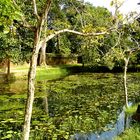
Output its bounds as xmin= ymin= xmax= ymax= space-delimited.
xmin=73 ymin=106 xmax=132 ymax=140
xmin=0 ymin=73 xmax=139 ymax=139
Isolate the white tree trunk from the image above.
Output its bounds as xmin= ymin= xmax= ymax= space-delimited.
xmin=22 ymin=28 xmax=108 ymax=140
xmin=22 ymin=0 xmax=52 ymax=138
xmin=123 ymin=58 xmax=129 ymax=108
xmin=23 ymin=48 xmax=40 ymax=140
xmin=39 ymin=40 xmax=47 ymax=66
xmin=21 ymin=3 xmax=108 ymax=138
xmin=23 ymin=32 xmax=41 ymax=140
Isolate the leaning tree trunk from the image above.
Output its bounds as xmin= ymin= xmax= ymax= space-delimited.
xmin=23 ymin=31 xmax=41 ymax=140
xmin=22 ymin=25 xmax=107 ymax=140
xmin=22 ymin=0 xmax=51 ymax=139
xmin=123 ymin=57 xmax=129 ymax=108
xmin=39 ymin=40 xmax=47 ymax=66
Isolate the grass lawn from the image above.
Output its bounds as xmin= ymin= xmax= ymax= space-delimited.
xmin=36 ymin=66 xmax=69 ymax=81
xmin=115 ymin=124 xmax=140 ymax=140
xmin=3 ymin=64 xmax=70 ymax=81
xmin=116 ymin=104 xmax=140 ymax=140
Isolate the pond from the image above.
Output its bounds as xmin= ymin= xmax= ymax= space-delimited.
xmin=0 ymin=72 xmax=140 ymax=139
xmin=73 ymin=103 xmax=132 ymax=140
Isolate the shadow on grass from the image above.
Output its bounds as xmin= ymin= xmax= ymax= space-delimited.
xmin=60 ymin=65 xmax=140 ymax=74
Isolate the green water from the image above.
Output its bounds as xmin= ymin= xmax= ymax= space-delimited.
xmin=0 ymin=73 xmax=140 ymax=139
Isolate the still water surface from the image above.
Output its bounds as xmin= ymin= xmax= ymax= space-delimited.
xmin=74 ymin=103 xmax=132 ymax=140
xmin=0 ymin=73 xmax=140 ymax=139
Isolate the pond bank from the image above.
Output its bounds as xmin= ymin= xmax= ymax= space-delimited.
xmin=115 ymin=104 xmax=140 ymax=140
xmin=116 ymin=124 xmax=140 ymax=140
xmin=0 ymin=65 xmax=70 ymax=82
xmin=2 ymin=64 xmax=140 ymax=80
xmin=73 ymin=104 xmax=132 ymax=140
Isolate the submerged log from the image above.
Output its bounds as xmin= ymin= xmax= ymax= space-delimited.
xmin=132 ymin=105 xmax=140 ymax=122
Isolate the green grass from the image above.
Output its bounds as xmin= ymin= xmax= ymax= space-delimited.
xmin=0 ymin=65 xmax=70 ymax=82
xmin=36 ymin=66 xmax=69 ymax=81
xmin=125 ymin=104 xmax=138 ymax=115
xmin=12 ymin=65 xmax=70 ymax=81
xmin=115 ymin=124 xmax=140 ymax=140
xmin=11 ymin=64 xmax=29 ymax=70
xmin=115 ymin=104 xmax=140 ymax=140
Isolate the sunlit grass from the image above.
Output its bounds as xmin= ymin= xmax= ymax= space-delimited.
xmin=9 ymin=65 xmax=70 ymax=81
xmin=115 ymin=104 xmax=140 ymax=140
xmin=125 ymin=104 xmax=138 ymax=115
xmin=0 ymin=65 xmax=70 ymax=83
xmin=11 ymin=64 xmax=29 ymax=70
xmin=115 ymin=124 xmax=140 ymax=140
xmin=36 ymin=66 xmax=69 ymax=81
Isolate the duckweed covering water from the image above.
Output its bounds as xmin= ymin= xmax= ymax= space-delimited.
xmin=0 ymin=73 xmax=140 ymax=139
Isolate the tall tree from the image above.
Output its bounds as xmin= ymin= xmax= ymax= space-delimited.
xmin=1 ymin=1 xmax=109 ymax=139
xmin=0 ymin=0 xmax=22 ymax=77
xmin=103 ymin=22 xmax=140 ymax=107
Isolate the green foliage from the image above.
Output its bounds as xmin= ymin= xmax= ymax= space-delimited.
xmin=125 ymin=103 xmax=139 ymax=114
xmin=36 ymin=67 xmax=69 ymax=81
xmin=74 ymin=5 xmax=112 ymax=66
xmin=47 ymin=0 xmax=113 ymax=62
xmin=52 ymin=34 xmax=72 ymax=56
xmin=83 ymin=5 xmax=113 ymax=28
xmin=0 ymin=0 xmax=22 ymax=32
xmin=1 ymin=0 xmax=140 ymax=139
xmin=79 ymin=26 xmax=106 ymax=66
xmin=115 ymin=124 xmax=140 ymax=140
xmin=16 ymin=28 xmax=33 ymax=63
xmin=0 ymin=32 xmax=22 ymax=64
xmin=1 ymin=72 xmax=140 ymax=139
xmin=103 ymin=21 xmax=140 ymax=69
xmin=81 ymin=44 xmax=101 ymax=66
xmin=0 ymin=0 xmax=29 ymax=64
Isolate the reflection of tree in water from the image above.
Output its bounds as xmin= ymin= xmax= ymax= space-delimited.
xmin=124 ymin=113 xmax=129 ymax=130
xmin=1 ymin=71 xmax=26 ymax=96
xmin=43 ymin=94 xmax=49 ymax=114
xmin=1 ymin=73 xmax=140 ymax=139
xmin=0 ymin=79 xmax=26 ymax=139
xmin=0 ymin=76 xmax=12 ymax=95
xmin=35 ymin=81 xmax=50 ymax=115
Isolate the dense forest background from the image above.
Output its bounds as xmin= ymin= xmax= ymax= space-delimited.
xmin=0 ymin=0 xmax=140 ymax=70
xmin=0 ymin=0 xmax=140 ymax=140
